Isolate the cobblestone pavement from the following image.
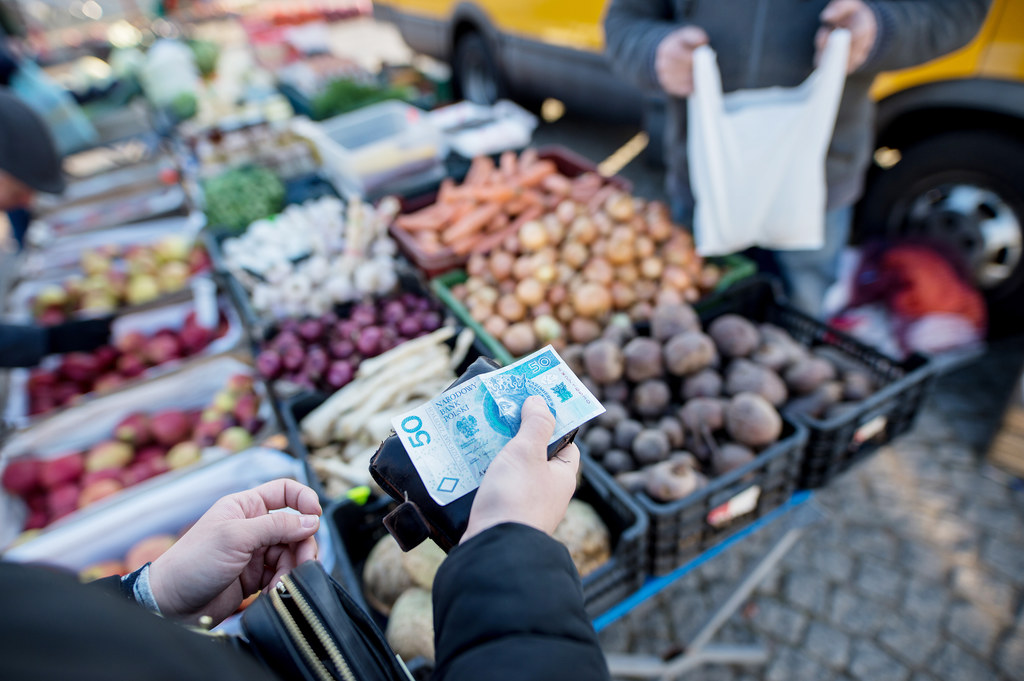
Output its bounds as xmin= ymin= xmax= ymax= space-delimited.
xmin=598 ymin=341 xmax=1024 ymax=681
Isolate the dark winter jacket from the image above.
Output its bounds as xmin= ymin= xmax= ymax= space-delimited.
xmin=0 ymin=323 xmax=48 ymax=367
xmin=432 ymin=522 xmax=611 ymax=681
xmin=0 ymin=523 xmax=609 ymax=681
xmin=604 ymin=0 xmax=992 ymax=216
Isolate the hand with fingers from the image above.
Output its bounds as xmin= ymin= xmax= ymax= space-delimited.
xmin=148 ymin=479 xmax=322 ymax=626
xmin=816 ymin=0 xmax=878 ymax=73
xmin=462 ymin=396 xmax=581 ymax=544
xmin=655 ymin=25 xmax=710 ymax=97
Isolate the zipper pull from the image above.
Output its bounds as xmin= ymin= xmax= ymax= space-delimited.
xmin=275 ymin=580 xmax=287 ymax=595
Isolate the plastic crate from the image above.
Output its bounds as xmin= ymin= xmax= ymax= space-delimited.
xmin=294 ymin=101 xmax=447 ymax=199
xmin=634 ymin=419 xmax=807 ymax=576
xmin=429 ymin=252 xmax=759 ymax=366
xmin=694 ymin=277 xmax=934 ymax=489
xmin=323 ymin=454 xmax=647 ymax=631
xmin=389 ymin=145 xmax=633 ymax=279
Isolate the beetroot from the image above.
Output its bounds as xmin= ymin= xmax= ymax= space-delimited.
xmin=329 ymin=339 xmax=355 ymax=360
xmin=327 ymin=361 xmax=355 ymax=390
xmin=299 ymin=319 xmax=325 ymax=343
xmin=256 ymin=350 xmax=283 ymax=379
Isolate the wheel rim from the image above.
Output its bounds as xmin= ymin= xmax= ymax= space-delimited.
xmin=461 ymin=48 xmax=497 ymax=104
xmin=902 ymin=183 xmax=1023 ymax=290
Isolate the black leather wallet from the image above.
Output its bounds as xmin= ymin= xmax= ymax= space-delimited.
xmin=368 ymin=356 xmax=578 ymax=553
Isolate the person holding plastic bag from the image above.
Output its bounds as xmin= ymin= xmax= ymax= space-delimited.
xmin=604 ymin=0 xmax=990 ymax=317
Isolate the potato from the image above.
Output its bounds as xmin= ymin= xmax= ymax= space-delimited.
xmin=583 ymin=426 xmax=614 ymax=457
xmin=725 ymin=393 xmax=783 ymax=448
xmin=615 ymin=470 xmax=647 ymax=494
xmin=603 ymin=381 xmax=630 ymax=404
xmin=664 ymin=332 xmax=717 ymax=376
xmin=569 ymin=317 xmax=603 ymax=345
xmin=708 ymin=315 xmax=761 ymax=358
xmin=657 ymin=416 xmax=686 ymax=449
xmin=613 ymin=419 xmax=644 ymax=451
xmin=634 ymin=380 xmax=672 ymax=417
xmin=651 ymin=302 xmax=701 ymax=341
xmin=386 ymin=588 xmax=435 ymax=663
xmin=842 ymin=370 xmax=875 ymax=401
xmin=644 ymin=458 xmax=708 ymax=503
xmin=400 ymin=539 xmax=446 ymax=590
xmin=678 ymin=397 xmax=727 ymax=434
xmin=724 ymin=359 xmax=788 ymax=407
xmin=582 ymin=339 xmax=625 ymax=384
xmin=682 ymin=369 xmax=723 ymax=400
xmin=596 ymin=402 xmax=629 ymax=429
xmin=623 ymin=337 xmax=664 ymax=382
xmin=562 ymin=344 xmax=586 ymax=377
xmin=602 ymin=314 xmax=637 ymax=346
xmin=632 ymin=429 xmax=672 ymax=466
xmin=553 ymin=499 xmax=611 ymax=577
xmin=502 ymin=322 xmax=537 ymax=357
xmin=362 ymin=535 xmax=413 ymax=615
xmin=785 ymin=358 xmax=837 ymax=394
xmin=750 ymin=341 xmax=793 ymax=372
xmin=787 ymin=381 xmax=844 ymax=419
xmin=712 ymin=443 xmax=756 ymax=476
xmin=603 ymin=449 xmax=635 ymax=475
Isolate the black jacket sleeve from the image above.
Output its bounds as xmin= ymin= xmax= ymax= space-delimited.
xmin=0 ymin=324 xmax=48 ymax=368
xmin=431 ymin=523 xmax=611 ymax=681
xmin=860 ymin=0 xmax=992 ymax=73
xmin=0 ymin=561 xmax=281 ymax=681
xmin=603 ymin=0 xmax=678 ymax=92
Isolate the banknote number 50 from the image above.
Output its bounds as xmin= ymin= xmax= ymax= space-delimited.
xmin=401 ymin=416 xmax=431 ymax=448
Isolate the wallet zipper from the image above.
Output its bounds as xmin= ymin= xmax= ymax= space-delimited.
xmin=271 ymin=575 xmax=359 ymax=681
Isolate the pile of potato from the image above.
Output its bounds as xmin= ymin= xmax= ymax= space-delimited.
xmin=451 ymin=191 xmax=723 ymax=358
xmin=362 ymin=499 xmax=611 ymax=664
xmin=565 ymin=301 xmax=877 ymax=503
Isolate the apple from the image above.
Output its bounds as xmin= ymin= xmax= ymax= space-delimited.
xmin=34 ymin=284 xmax=68 ymax=312
xmin=2 ymin=458 xmax=41 ymax=495
xmin=39 ymin=453 xmax=84 ymax=488
xmin=80 ymin=250 xmax=112 ymax=276
xmin=121 ymin=457 xmax=170 ymax=486
xmin=233 ymin=393 xmax=259 ymax=424
xmin=126 ymin=275 xmax=161 ymax=306
xmin=24 ymin=511 xmax=48 ymax=531
xmin=165 ymin=441 xmax=201 ymax=469
xmin=216 ymin=427 xmax=253 ymax=453
xmin=143 ymin=333 xmax=182 ymax=365
xmin=116 ymin=353 xmax=148 ymax=378
xmin=154 ymin=235 xmax=190 ymax=264
xmin=61 ymin=353 xmax=99 ymax=383
xmin=114 ymin=413 xmax=151 ymax=446
xmin=77 ymin=478 xmax=123 ymax=508
xmin=92 ymin=345 xmax=120 ymax=371
xmin=47 ymin=482 xmax=81 ymax=520
xmin=150 ymin=410 xmax=191 ymax=446
xmin=226 ymin=374 xmax=254 ymax=395
xmin=37 ymin=307 xmax=67 ymax=326
xmin=80 ymin=468 xmax=122 ymax=487
xmin=212 ymin=390 xmax=237 ymax=412
xmin=135 ymin=445 xmax=168 ymax=463
xmin=80 ymin=291 xmax=119 ymax=313
xmin=84 ymin=441 xmax=134 ymax=473
xmin=157 ymin=261 xmax=190 ymax=292
xmin=93 ymin=373 xmax=128 ymax=393
xmin=115 ymin=330 xmax=147 ymax=355
xmin=180 ymin=324 xmax=212 ymax=354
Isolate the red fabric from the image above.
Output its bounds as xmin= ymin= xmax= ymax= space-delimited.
xmin=881 ymin=246 xmax=987 ymax=329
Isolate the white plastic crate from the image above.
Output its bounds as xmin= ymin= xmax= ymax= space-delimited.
xmin=293 ymin=101 xmax=446 ymax=198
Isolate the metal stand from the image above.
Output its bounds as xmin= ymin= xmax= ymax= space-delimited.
xmin=598 ymin=493 xmax=826 ymax=681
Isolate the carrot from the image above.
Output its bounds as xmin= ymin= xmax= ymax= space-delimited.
xmin=471 ymin=184 xmax=517 ymax=204
xmin=499 ymin=150 xmax=518 ymax=178
xmin=486 ymin=212 xmax=510 ymax=233
xmin=395 ymin=204 xmax=451 ymax=232
xmin=437 ymin=178 xmax=457 ymax=204
xmin=541 ymin=173 xmax=573 ymax=197
xmin=517 ymin=160 xmax=558 ymax=188
xmin=449 ymin=232 xmax=484 ymax=256
xmin=519 ymin=148 xmax=539 ymax=170
xmin=587 ymin=185 xmax=617 ymax=213
xmin=465 ymin=156 xmax=496 ymax=185
xmin=441 ymin=203 xmax=503 ymax=245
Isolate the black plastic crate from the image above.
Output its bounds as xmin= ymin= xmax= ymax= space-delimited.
xmin=634 ymin=419 xmax=807 ymax=576
xmin=695 ymin=277 xmax=935 ymax=490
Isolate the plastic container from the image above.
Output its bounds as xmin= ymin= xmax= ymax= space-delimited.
xmin=695 ymin=277 xmax=935 ymax=490
xmin=293 ymin=101 xmax=446 ymax=199
xmin=429 ymin=252 xmax=758 ymax=366
xmin=631 ymin=420 xmax=808 ymax=576
xmin=389 ymin=145 xmax=633 ymax=279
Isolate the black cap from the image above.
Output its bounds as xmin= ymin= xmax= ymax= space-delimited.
xmin=0 ymin=89 xmax=65 ymax=194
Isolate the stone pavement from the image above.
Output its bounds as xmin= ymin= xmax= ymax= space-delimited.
xmin=598 ymin=340 xmax=1024 ymax=681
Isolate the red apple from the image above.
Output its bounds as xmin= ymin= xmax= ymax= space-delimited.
xmin=144 ymin=333 xmax=182 ymax=365
xmin=2 ymin=458 xmax=42 ymax=495
xmin=38 ymin=308 xmax=66 ymax=326
xmin=60 ymin=353 xmax=100 ymax=383
xmin=77 ymin=478 xmax=123 ymax=508
xmin=92 ymin=345 xmax=121 ymax=371
xmin=135 ymin=445 xmax=167 ymax=463
xmin=94 ymin=373 xmax=128 ymax=393
xmin=121 ymin=457 xmax=170 ymax=486
xmin=114 ymin=413 xmax=151 ymax=446
xmin=116 ymin=353 xmax=148 ymax=378
xmin=47 ymin=482 xmax=80 ymax=519
xmin=39 ymin=453 xmax=84 ymax=488
xmin=150 ymin=410 xmax=191 ymax=446
xmin=115 ymin=331 xmax=147 ymax=355
xmin=24 ymin=509 xmax=49 ymax=530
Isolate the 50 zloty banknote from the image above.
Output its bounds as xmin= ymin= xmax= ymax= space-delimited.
xmin=391 ymin=346 xmax=605 ymax=505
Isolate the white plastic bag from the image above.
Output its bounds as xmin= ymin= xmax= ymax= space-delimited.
xmin=688 ymin=29 xmax=851 ymax=256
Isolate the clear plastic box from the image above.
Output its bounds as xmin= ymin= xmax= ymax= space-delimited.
xmin=293 ymin=101 xmax=447 ymax=198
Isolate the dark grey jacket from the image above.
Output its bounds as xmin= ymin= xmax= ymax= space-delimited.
xmin=604 ymin=0 xmax=992 ymax=216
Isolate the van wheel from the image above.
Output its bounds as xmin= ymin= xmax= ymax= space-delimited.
xmin=857 ymin=130 xmax=1024 ymax=335
xmin=453 ymin=31 xmax=504 ymax=105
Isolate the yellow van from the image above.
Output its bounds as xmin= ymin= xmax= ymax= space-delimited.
xmin=374 ymin=0 xmax=1024 ymax=324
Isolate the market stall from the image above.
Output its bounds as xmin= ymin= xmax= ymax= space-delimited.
xmin=0 ymin=7 xmax=951 ymax=679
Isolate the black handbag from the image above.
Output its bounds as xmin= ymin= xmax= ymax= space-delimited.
xmin=239 ymin=561 xmax=413 ymax=681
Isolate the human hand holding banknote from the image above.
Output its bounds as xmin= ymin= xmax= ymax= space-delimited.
xmin=461 ymin=396 xmax=581 ymax=544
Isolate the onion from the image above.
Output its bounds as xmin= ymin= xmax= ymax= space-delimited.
xmin=583 ymin=258 xmax=614 ymax=286
xmin=533 ymin=315 xmax=564 ymax=343
xmin=519 ymin=221 xmax=549 ymax=252
xmin=544 ymin=217 xmax=566 ymax=246
xmin=635 ymin=235 xmax=655 ymax=259
xmin=648 ymin=215 xmax=674 ymax=242
xmin=555 ymin=200 xmax=577 ymax=226
xmin=535 ymin=263 xmax=557 ymax=285
xmin=663 ymin=265 xmax=693 ymax=291
xmin=513 ymin=256 xmax=535 ymax=280
xmin=502 ymin=233 xmax=521 ymax=254
xmin=640 ymin=256 xmax=664 ymax=280
xmin=635 ymin=279 xmax=658 ymax=302
xmin=629 ymin=301 xmax=654 ymax=322
xmin=590 ymin=239 xmax=608 ymax=259
xmin=469 ymin=302 xmax=492 ymax=323
xmin=593 ymin=212 xmax=614 ymax=236
xmin=548 ymin=284 xmax=568 ymax=306
xmin=615 ymin=264 xmax=639 ymax=285
xmin=533 ymin=301 xmax=553 ymax=317
xmin=489 ymin=251 xmax=515 ymax=281
xmin=605 ymin=193 xmax=636 ymax=222
xmin=569 ymin=317 xmax=602 ymax=344
xmin=569 ymin=216 xmax=597 ymax=245
xmin=655 ymin=288 xmax=684 ymax=307
xmin=699 ymin=264 xmax=722 ymax=290
xmin=498 ymin=279 xmax=516 ymax=295
xmin=502 ymin=322 xmax=537 ymax=357
xmin=573 ymin=283 xmax=612 ymax=319
xmin=515 ymin=278 xmax=546 ymax=307
xmin=611 ymin=281 xmax=637 ymax=310
xmin=467 ymin=253 xmax=489 ymax=278
xmin=561 ymin=242 xmax=589 ymax=269
xmin=496 ymin=294 xmax=527 ymax=322
xmin=556 ymin=303 xmax=575 ymax=324
xmin=484 ymin=315 xmax=509 ymax=338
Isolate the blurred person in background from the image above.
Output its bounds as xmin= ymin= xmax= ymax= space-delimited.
xmin=604 ymin=0 xmax=991 ymax=317
xmin=0 ymin=89 xmax=111 ymax=364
